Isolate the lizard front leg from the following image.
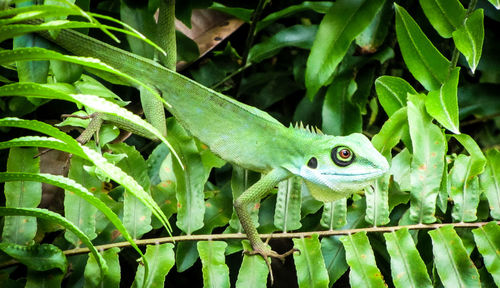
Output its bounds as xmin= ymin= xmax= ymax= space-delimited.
xmin=234 ymin=168 xmax=297 ymax=284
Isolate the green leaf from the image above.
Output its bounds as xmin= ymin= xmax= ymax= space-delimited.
xmin=372 ymin=107 xmax=408 ymax=158
xmin=84 ymin=247 xmax=120 ymax=288
xmin=0 ymin=207 xmax=107 ymax=276
xmin=391 ymin=148 xmax=412 ymax=192
xmin=166 ymin=119 xmax=206 ymax=234
xmin=248 ymin=25 xmax=317 ymax=63
xmin=197 ymin=241 xmax=230 ymax=288
xmin=355 ymin=0 xmax=393 ymax=53
xmin=321 ymin=74 xmax=361 ymax=136
xmin=65 ymin=156 xmax=99 ymax=247
xmin=449 ymin=155 xmax=481 ymax=222
xmin=452 ymin=9 xmax=484 ymax=73
xmin=109 ymin=143 xmax=152 ymax=239
xmin=305 ymin=0 xmax=385 ymax=99
xmin=275 ymin=176 xmax=302 ymax=232
xmin=321 ymin=236 xmax=348 ymax=286
xmin=407 ymin=94 xmax=446 ymax=223
xmin=453 ymin=134 xmax=487 ymax=177
xmin=487 ymin=0 xmax=500 ymax=9
xmin=0 ymin=243 xmax=67 ymax=273
xmin=25 ymin=270 xmax=64 ymax=288
xmin=384 ymin=228 xmax=432 ymax=288
xmin=472 ymin=222 xmax=500 ymax=287
xmin=320 ymin=198 xmax=347 ymax=230
xmin=340 ymin=231 xmax=386 ymax=287
xmin=365 ymin=173 xmax=390 ymax=226
xmin=256 ymin=1 xmax=333 ymax=32
xmin=428 ymin=225 xmax=481 ymax=287
xmin=293 ymin=234 xmax=329 ymax=288
xmin=425 ymin=67 xmax=460 ymax=134
xmin=235 ymin=240 xmax=268 ymax=288
xmin=480 ymin=149 xmax=500 ymax=219
xmin=394 ymin=4 xmax=450 ymax=91
xmin=375 ymin=76 xmax=416 ymax=117
xmin=0 ymin=5 xmax=79 ymax=25
xmin=13 ymin=34 xmax=50 ymax=84
xmin=0 ymin=172 xmax=145 ymax=263
xmin=2 ymin=147 xmax=41 ymax=245
xmin=133 ymin=243 xmax=175 ymax=288
xmin=0 ymin=136 xmax=86 ymax=158
xmin=418 ymin=0 xmax=466 ymax=38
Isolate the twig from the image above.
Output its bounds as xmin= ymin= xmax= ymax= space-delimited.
xmin=61 ymin=221 xmax=499 ymax=256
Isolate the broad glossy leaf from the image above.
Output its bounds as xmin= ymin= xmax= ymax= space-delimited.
xmin=425 ymin=67 xmax=460 ymax=134
xmin=453 ymin=134 xmax=487 ymax=177
xmin=365 ymin=173 xmax=390 ymax=226
xmin=480 ymin=149 xmax=500 ymax=219
xmin=84 ymin=247 xmax=120 ymax=288
xmin=391 ymin=148 xmax=412 ymax=192
xmin=449 ymin=155 xmax=480 ymax=222
xmin=394 ymin=4 xmax=450 ymax=91
xmin=305 ymin=0 xmax=384 ymax=99
xmin=321 ymin=74 xmax=361 ymax=136
xmin=419 ymin=0 xmax=466 ymax=38
xmin=166 ymin=119 xmax=205 ymax=234
xmin=321 ymin=236 xmax=347 ymax=286
xmin=428 ymin=225 xmax=481 ymax=287
xmin=340 ymin=231 xmax=386 ymax=287
xmin=0 ymin=207 xmax=107 ymax=276
xmin=50 ymin=60 xmax=83 ymax=83
xmin=452 ymin=9 xmax=484 ymax=73
xmin=197 ymin=241 xmax=230 ymax=288
xmin=320 ymin=198 xmax=347 ymax=230
xmin=65 ymin=156 xmax=99 ymax=247
xmin=472 ymin=222 xmax=500 ymax=286
xmin=133 ymin=243 xmax=175 ymax=288
xmin=384 ymin=228 xmax=432 ymax=288
xmin=256 ymin=1 xmax=333 ymax=32
xmin=375 ymin=76 xmax=416 ymax=117
xmin=408 ymin=94 xmax=446 ymax=223
xmin=0 ymin=243 xmax=67 ymax=273
xmin=13 ymin=34 xmax=50 ymax=84
xmin=275 ymin=176 xmax=302 ymax=232
xmin=487 ymin=0 xmax=500 ymax=9
xmin=372 ymin=107 xmax=408 ymax=158
xmin=355 ymin=0 xmax=393 ymax=53
xmin=2 ymin=147 xmax=40 ymax=245
xmin=248 ymin=25 xmax=317 ymax=63
xmin=235 ymin=240 xmax=268 ymax=288
xmin=176 ymin=241 xmax=199 ymax=273
xmin=293 ymin=234 xmax=329 ymax=288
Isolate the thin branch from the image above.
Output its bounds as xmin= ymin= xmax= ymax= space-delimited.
xmin=61 ymin=221 xmax=499 ymax=256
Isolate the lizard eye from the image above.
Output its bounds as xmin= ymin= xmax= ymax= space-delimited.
xmin=307 ymin=157 xmax=318 ymax=169
xmin=331 ymin=146 xmax=354 ymax=167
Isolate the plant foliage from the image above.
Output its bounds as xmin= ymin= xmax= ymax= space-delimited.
xmin=0 ymin=0 xmax=499 ymax=287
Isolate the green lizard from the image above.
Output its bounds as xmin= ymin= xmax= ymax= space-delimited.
xmin=37 ymin=25 xmax=389 ymax=280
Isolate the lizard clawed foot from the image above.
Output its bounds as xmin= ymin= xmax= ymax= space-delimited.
xmin=243 ymin=244 xmax=300 ymax=285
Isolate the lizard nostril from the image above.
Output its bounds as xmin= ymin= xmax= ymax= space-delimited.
xmin=307 ymin=157 xmax=318 ymax=169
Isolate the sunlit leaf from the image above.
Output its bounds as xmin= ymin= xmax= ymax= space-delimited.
xmin=384 ymin=228 xmax=432 ymax=288
xmin=84 ymin=247 xmax=120 ymax=288
xmin=275 ymin=176 xmax=302 ymax=232
xmin=425 ymin=67 xmax=460 ymax=134
xmin=320 ymin=198 xmax=347 ymax=230
xmin=305 ymin=0 xmax=384 ymax=99
xmin=293 ymin=234 xmax=329 ymax=288
xmin=341 ymin=231 xmax=386 ymax=287
xmin=375 ymin=76 xmax=416 ymax=117
xmin=452 ymin=9 xmax=484 ymax=73
xmin=394 ymin=4 xmax=450 ymax=91
xmin=428 ymin=225 xmax=481 ymax=287
xmin=235 ymin=240 xmax=268 ymax=288
xmin=472 ymin=222 xmax=500 ymax=287
xmin=419 ymin=0 xmax=466 ymax=38
xmin=480 ymin=149 xmax=500 ymax=219
xmin=133 ymin=244 xmax=175 ymax=288
xmin=0 ymin=243 xmax=67 ymax=273
xmin=197 ymin=241 xmax=230 ymax=288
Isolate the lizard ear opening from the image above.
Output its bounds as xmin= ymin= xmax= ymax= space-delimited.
xmin=307 ymin=157 xmax=318 ymax=169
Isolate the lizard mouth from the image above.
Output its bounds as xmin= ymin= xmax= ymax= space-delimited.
xmin=320 ymin=169 xmax=386 ymax=178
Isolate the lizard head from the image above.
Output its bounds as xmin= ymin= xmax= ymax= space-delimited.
xmin=288 ymin=133 xmax=389 ymax=202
